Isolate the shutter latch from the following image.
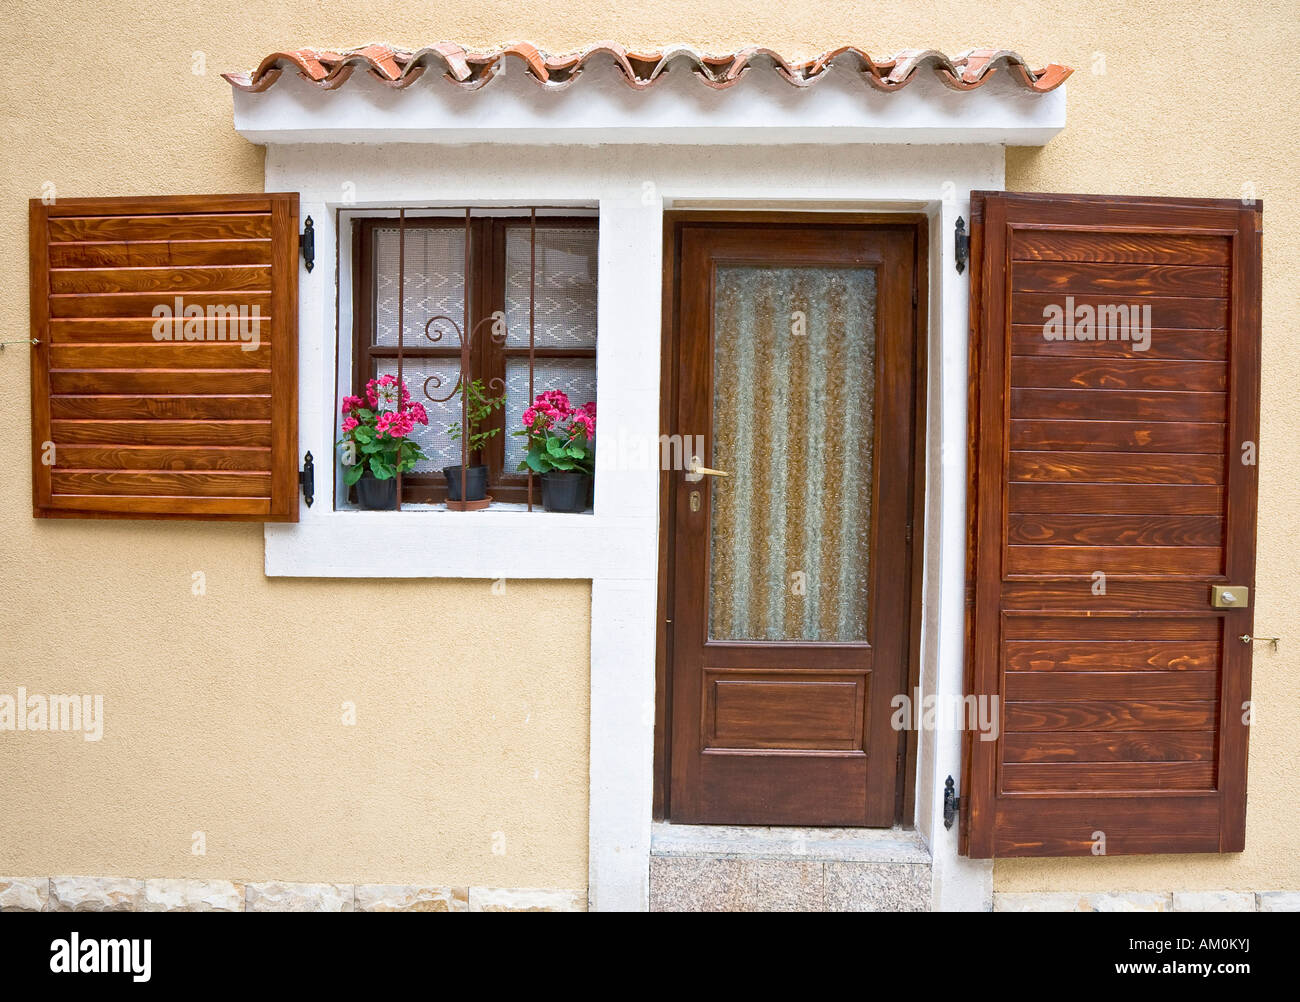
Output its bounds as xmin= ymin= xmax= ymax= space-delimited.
xmin=954 ymin=217 xmax=969 ymax=274
xmin=301 ymin=216 xmax=315 ymax=273
xmin=943 ymin=775 xmax=960 ymax=830
xmin=299 ymin=451 xmax=315 ymax=507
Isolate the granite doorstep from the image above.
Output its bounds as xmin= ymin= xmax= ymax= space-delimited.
xmin=823 ymin=862 xmax=931 ymax=912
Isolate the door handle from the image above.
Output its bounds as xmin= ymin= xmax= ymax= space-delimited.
xmin=686 ymin=457 xmax=729 ymax=482
xmin=1211 ymin=585 xmax=1249 ymax=609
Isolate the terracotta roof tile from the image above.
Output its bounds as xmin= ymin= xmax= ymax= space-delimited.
xmin=223 ymin=42 xmax=1071 ymax=95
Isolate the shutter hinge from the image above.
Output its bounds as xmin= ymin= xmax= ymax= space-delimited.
xmin=943 ymin=775 xmax=960 ymax=830
xmin=299 ymin=451 xmax=315 ymax=507
xmin=911 ymin=286 xmax=918 ymax=308
xmin=954 ymin=217 xmax=969 ymax=275
xmin=301 ymin=216 xmax=315 ymax=273
xmin=905 ymin=521 xmax=913 ymax=545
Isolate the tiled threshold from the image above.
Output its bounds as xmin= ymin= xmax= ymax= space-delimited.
xmin=649 ymin=823 xmax=931 ymax=912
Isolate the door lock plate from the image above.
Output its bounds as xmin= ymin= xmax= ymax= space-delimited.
xmin=1211 ymin=585 xmax=1249 ymax=608
xmin=689 ymin=490 xmax=701 ymax=513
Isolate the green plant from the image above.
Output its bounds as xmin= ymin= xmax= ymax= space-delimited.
xmin=511 ymin=389 xmax=597 ymax=475
xmin=446 ymin=378 xmax=506 ymax=457
xmin=337 ymin=375 xmax=429 ymax=485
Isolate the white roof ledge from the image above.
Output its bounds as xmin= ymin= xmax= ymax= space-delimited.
xmin=232 ymin=59 xmax=1066 ymax=147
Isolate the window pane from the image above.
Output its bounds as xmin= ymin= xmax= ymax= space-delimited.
xmin=708 ymin=266 xmax=877 ymax=642
xmin=373 ymin=226 xmax=466 ymax=347
xmin=375 ymin=359 xmax=461 ymax=473
xmin=504 ymin=358 xmax=597 ymax=472
xmin=504 ymin=225 xmax=598 ymax=348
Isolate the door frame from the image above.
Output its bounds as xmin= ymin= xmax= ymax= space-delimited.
xmin=653 ymin=210 xmax=930 ymax=826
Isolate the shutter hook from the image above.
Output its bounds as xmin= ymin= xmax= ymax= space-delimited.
xmin=0 ymin=338 xmax=39 ymax=352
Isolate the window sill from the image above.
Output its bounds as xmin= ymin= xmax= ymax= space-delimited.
xmin=335 ymin=501 xmax=594 ymax=515
xmin=265 ymin=490 xmax=651 ymax=579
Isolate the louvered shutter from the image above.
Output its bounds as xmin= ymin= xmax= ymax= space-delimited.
xmin=963 ymin=192 xmax=1261 ymax=856
xmin=29 ymin=193 xmax=299 ymax=520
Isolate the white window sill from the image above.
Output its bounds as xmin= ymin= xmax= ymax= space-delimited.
xmin=335 ymin=501 xmax=594 ymax=516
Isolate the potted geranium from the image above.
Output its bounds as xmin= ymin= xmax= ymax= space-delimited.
xmin=444 ymin=378 xmax=506 ymax=503
xmin=338 ymin=375 xmax=429 ymax=510
xmin=512 ymin=389 xmax=596 ymax=512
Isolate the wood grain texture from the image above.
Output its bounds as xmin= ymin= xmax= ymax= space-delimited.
xmin=1011 ymin=357 xmax=1226 ymax=392
xmin=31 ymin=193 xmax=298 ymax=520
xmin=1008 ymin=419 xmax=1224 ymax=453
xmin=962 ymin=192 xmax=1259 ymax=858
xmin=665 ymin=218 xmax=924 ymax=826
xmin=1002 ymin=730 xmax=1216 ymax=763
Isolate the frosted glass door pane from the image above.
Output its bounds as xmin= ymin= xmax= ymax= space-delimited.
xmin=708 ymin=266 xmax=877 ymax=642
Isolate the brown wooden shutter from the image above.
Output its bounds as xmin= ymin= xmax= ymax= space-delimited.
xmin=29 ymin=193 xmax=299 ymax=520
xmin=963 ymin=192 xmax=1261 ymax=856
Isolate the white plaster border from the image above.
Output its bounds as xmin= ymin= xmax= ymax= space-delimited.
xmin=255 ymin=138 xmax=1025 ymax=910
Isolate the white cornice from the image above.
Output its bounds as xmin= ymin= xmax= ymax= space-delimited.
xmin=233 ymin=58 xmax=1065 ymax=147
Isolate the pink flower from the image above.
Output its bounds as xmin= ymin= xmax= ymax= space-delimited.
xmin=341 ymin=395 xmax=364 ymax=415
xmin=341 ymin=416 xmax=359 ymax=433
xmin=406 ymin=401 xmax=428 ymax=425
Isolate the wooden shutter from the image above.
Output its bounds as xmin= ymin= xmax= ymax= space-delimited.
xmin=29 ymin=193 xmax=299 ymax=520
xmin=963 ymin=192 xmax=1261 ymax=856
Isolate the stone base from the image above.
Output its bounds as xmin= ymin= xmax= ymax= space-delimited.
xmin=648 ymin=824 xmax=932 ymax=912
xmin=995 ymin=890 xmax=1297 ymax=912
xmin=0 ymin=877 xmax=585 ymax=913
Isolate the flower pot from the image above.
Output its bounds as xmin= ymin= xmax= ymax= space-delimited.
xmin=540 ymin=471 xmax=592 ymax=513
xmin=443 ymin=463 xmax=489 ymax=502
xmin=356 ymin=474 xmax=398 ymax=510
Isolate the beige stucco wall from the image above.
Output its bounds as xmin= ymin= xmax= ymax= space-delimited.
xmin=1 ymin=1 xmax=1295 ymax=895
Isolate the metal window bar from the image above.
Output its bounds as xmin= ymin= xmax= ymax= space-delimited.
xmin=382 ymin=206 xmax=580 ymax=510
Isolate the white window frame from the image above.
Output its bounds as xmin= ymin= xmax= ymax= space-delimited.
xmin=242 ymin=66 xmax=1065 ymax=912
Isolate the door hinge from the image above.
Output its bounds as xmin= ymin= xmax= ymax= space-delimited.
xmin=954 ymin=216 xmax=969 ymax=274
xmin=943 ymin=775 xmax=960 ymax=830
xmin=299 ymin=451 xmax=315 ymax=507
xmin=301 ymin=216 xmax=315 ymax=273
xmin=904 ymin=522 xmax=913 ymax=544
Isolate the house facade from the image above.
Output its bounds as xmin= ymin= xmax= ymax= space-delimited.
xmin=1 ymin=1 xmax=1296 ymax=914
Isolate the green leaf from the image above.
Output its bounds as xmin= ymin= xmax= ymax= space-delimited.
xmin=369 ymin=457 xmax=395 ymax=480
xmin=524 ymin=447 xmax=550 ymax=473
xmin=344 ymin=463 xmax=366 ymax=486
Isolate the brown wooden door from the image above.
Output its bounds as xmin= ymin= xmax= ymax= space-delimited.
xmin=665 ymin=220 xmax=920 ymax=826
xmin=962 ymin=192 xmax=1261 ymax=856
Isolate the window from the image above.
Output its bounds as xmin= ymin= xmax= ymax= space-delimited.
xmin=349 ymin=213 xmax=598 ymax=504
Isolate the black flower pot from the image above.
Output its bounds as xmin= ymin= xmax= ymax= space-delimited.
xmin=356 ymin=474 xmax=398 ymax=510
xmin=541 ymin=471 xmax=593 ymax=513
xmin=443 ymin=463 xmax=489 ymax=502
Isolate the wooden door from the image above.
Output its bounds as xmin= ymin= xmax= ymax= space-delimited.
xmin=963 ymin=192 xmax=1261 ymax=856
xmin=664 ymin=220 xmax=920 ymax=826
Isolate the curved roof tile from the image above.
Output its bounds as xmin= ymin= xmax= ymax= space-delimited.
xmin=223 ymin=43 xmax=1071 ymax=95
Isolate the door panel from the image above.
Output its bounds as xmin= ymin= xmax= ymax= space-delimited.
xmin=962 ymin=192 xmax=1261 ymax=857
xmin=666 ymin=222 xmax=919 ymax=826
